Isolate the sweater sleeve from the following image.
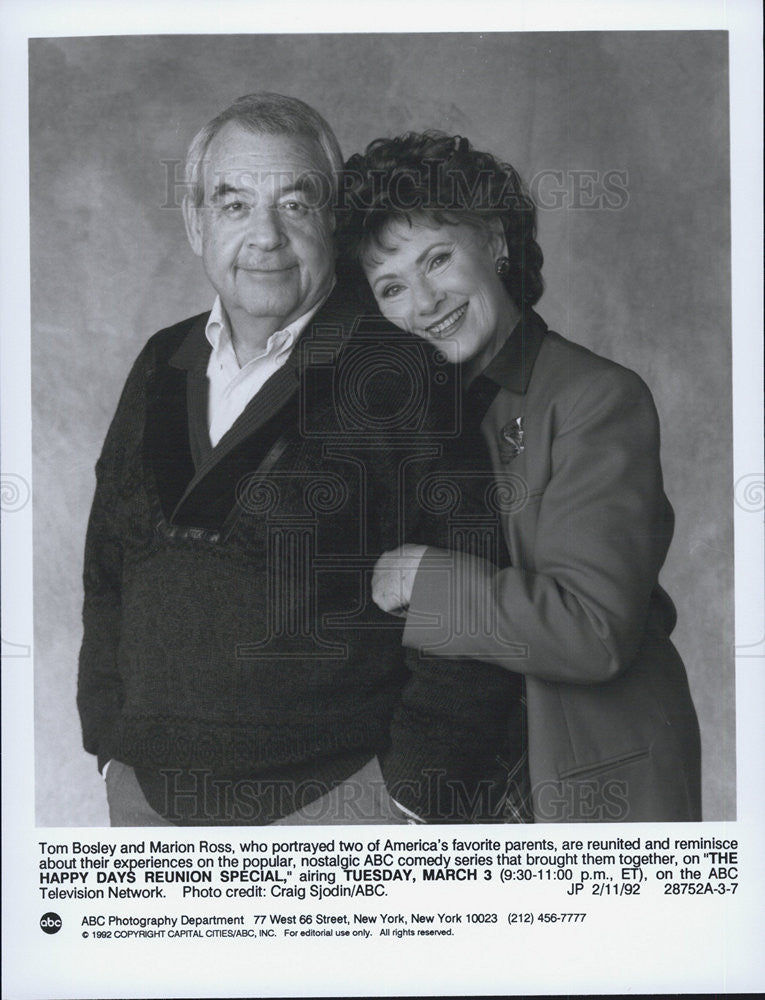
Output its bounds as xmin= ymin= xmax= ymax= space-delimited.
xmin=76 ymin=346 xmax=150 ymax=770
xmin=402 ymin=366 xmax=675 ymax=684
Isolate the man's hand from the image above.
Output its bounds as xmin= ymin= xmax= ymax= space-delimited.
xmin=371 ymin=544 xmax=428 ymax=615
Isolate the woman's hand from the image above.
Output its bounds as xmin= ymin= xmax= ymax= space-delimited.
xmin=371 ymin=544 xmax=428 ymax=615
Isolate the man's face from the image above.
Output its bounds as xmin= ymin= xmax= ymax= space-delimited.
xmin=184 ymin=124 xmax=336 ymax=336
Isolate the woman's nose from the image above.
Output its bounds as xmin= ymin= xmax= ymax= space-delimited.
xmin=245 ymin=207 xmax=286 ymax=250
xmin=412 ymin=278 xmax=445 ymax=316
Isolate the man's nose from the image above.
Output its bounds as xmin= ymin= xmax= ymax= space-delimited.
xmin=245 ymin=207 xmax=286 ymax=250
xmin=412 ymin=278 xmax=445 ymax=317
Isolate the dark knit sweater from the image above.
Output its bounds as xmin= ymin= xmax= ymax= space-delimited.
xmin=77 ymin=280 xmax=525 ymax=823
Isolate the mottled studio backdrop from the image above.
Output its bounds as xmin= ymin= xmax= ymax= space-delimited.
xmin=30 ymin=32 xmax=732 ymax=825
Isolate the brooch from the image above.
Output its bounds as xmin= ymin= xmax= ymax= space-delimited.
xmin=499 ymin=417 xmax=525 ymax=462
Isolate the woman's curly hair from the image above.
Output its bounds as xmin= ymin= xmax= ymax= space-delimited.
xmin=337 ymin=131 xmax=543 ymax=309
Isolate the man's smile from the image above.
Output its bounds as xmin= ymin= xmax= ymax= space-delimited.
xmin=236 ymin=263 xmax=298 ymax=274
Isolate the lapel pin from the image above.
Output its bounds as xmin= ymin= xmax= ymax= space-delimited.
xmin=500 ymin=417 xmax=525 ymax=461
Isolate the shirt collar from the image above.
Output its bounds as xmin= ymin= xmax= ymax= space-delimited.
xmin=480 ymin=307 xmax=548 ymax=395
xmin=204 ymin=296 xmax=230 ymax=354
xmin=168 ymin=277 xmax=361 ymax=374
xmin=205 ymin=282 xmax=336 ymax=367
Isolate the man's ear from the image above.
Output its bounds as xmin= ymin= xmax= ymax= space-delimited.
xmin=182 ymin=195 xmax=204 ymax=258
xmin=486 ymin=218 xmax=509 ymax=260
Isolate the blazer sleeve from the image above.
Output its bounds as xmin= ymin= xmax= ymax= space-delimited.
xmin=402 ymin=365 xmax=675 ymax=684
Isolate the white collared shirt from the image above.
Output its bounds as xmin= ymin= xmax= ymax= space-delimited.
xmin=205 ymin=293 xmax=328 ymax=447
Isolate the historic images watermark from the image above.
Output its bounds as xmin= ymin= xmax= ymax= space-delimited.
xmin=159 ymin=161 xmax=630 ymax=213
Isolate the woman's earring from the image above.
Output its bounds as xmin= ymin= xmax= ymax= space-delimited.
xmin=495 ymin=257 xmax=511 ymax=276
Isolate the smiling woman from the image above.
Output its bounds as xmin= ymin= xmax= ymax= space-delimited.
xmin=363 ymin=219 xmax=516 ymax=378
xmin=339 ymin=131 xmax=702 ymax=823
xmin=340 ymin=132 xmax=543 ymax=354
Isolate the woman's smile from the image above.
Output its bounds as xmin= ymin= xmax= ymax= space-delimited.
xmin=424 ymin=302 xmax=468 ymax=338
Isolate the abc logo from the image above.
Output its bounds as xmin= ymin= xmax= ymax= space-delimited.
xmin=40 ymin=912 xmax=62 ymax=934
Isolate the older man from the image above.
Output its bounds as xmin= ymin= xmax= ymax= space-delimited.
xmin=77 ymin=93 xmax=526 ymax=826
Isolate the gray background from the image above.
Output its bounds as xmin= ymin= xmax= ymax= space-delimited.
xmin=30 ymin=32 xmax=732 ymax=825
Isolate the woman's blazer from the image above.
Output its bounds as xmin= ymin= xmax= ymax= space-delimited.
xmin=403 ymin=309 xmax=702 ymax=822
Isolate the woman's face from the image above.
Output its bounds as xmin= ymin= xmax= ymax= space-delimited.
xmin=362 ymin=217 xmax=517 ymax=369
